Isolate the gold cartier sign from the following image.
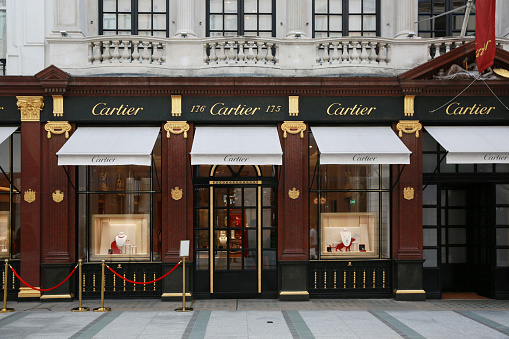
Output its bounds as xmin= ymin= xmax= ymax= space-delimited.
xmin=445 ymin=102 xmax=495 ymax=115
xmin=327 ymin=103 xmax=376 ymax=116
xmin=92 ymin=103 xmax=144 ymax=116
xmin=190 ymin=103 xmax=281 ymax=116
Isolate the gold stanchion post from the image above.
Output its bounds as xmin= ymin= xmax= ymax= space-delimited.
xmin=71 ymin=259 xmax=89 ymax=312
xmin=0 ymin=259 xmax=14 ymax=313
xmin=93 ymin=260 xmax=111 ymax=312
xmin=175 ymin=240 xmax=193 ymax=312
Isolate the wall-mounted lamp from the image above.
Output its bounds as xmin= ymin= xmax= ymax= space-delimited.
xmin=181 ymin=31 xmax=187 ymax=38
xmin=295 ymin=31 xmax=302 ymax=38
xmin=407 ymin=31 xmax=416 ymax=38
xmin=60 ymin=30 xmax=68 ymax=37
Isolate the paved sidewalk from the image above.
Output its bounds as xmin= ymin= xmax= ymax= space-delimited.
xmin=0 ymin=299 xmax=508 ymax=338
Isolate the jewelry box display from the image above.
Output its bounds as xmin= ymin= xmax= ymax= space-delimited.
xmin=320 ymin=212 xmax=377 ymax=258
xmin=0 ymin=212 xmax=9 ymax=256
xmin=90 ymin=214 xmax=150 ymax=260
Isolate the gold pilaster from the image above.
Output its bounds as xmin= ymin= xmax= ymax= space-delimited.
xmin=396 ymin=120 xmax=422 ymax=138
xmin=171 ymin=95 xmax=182 ymax=117
xmin=281 ymin=121 xmax=306 ymax=138
xmin=52 ymin=95 xmax=64 ymax=117
xmin=404 ymin=95 xmax=415 ymax=117
xmin=164 ymin=121 xmax=189 ymax=138
xmin=45 ymin=121 xmax=71 ymax=139
xmin=17 ymin=96 xmax=44 ymax=121
xmin=289 ymin=96 xmax=299 ymax=117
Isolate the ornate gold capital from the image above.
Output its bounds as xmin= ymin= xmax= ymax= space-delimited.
xmin=288 ymin=187 xmax=300 ymax=199
xmin=45 ymin=121 xmax=72 ymax=139
xmin=396 ymin=120 xmax=422 ymax=138
xmin=171 ymin=95 xmax=182 ymax=117
xmin=281 ymin=121 xmax=306 ymax=138
xmin=404 ymin=95 xmax=415 ymax=117
xmin=52 ymin=190 xmax=64 ymax=203
xmin=164 ymin=121 xmax=189 ymax=139
xmin=289 ymin=96 xmax=299 ymax=117
xmin=52 ymin=95 xmax=64 ymax=117
xmin=403 ymin=187 xmax=414 ymax=200
xmin=24 ymin=189 xmax=36 ymax=203
xmin=171 ymin=187 xmax=183 ymax=200
xmin=17 ymin=96 xmax=44 ymax=121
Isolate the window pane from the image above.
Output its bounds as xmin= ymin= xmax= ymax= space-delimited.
xmin=496 ymin=185 xmax=509 ymax=204
xmin=496 ymin=207 xmax=509 ymax=225
xmin=448 ymin=209 xmax=466 ymax=225
xmin=423 ymin=228 xmax=437 ymax=246
xmin=225 ymin=0 xmax=237 ymax=13
xmin=423 ymin=185 xmax=437 ymax=205
xmin=434 ymin=0 xmax=445 ymax=13
xmin=497 ymin=249 xmax=509 ymax=267
xmin=315 ymin=15 xmax=328 ymax=31
xmin=244 ymin=14 xmax=257 ymax=30
xmin=210 ymin=15 xmax=224 ymax=30
xmin=138 ymin=14 xmax=152 ymax=30
xmin=330 ymin=0 xmax=342 ymax=14
xmin=315 ymin=32 xmax=329 ymax=38
xmin=103 ymin=14 xmax=117 ymax=30
xmin=418 ymin=0 xmax=431 ymax=12
xmin=349 ymin=15 xmax=361 ymax=30
xmin=423 ymin=249 xmax=438 ymax=267
xmin=262 ymin=208 xmax=277 ymax=227
xmin=315 ymin=0 xmax=328 ymax=13
xmin=224 ymin=15 xmax=238 ymax=30
xmin=447 ymin=190 xmax=465 ymax=206
xmin=138 ymin=0 xmax=152 ymax=12
xmin=259 ymin=15 xmax=272 ymax=30
xmin=153 ymin=0 xmax=166 ymax=12
xmin=118 ymin=0 xmax=131 ymax=12
xmin=118 ymin=14 xmax=131 ymax=30
xmin=423 ymin=208 xmax=437 ymax=226
xmin=262 ymin=187 xmax=275 ymax=207
xmin=153 ymin=14 xmax=166 ymax=29
xmin=195 ymin=251 xmax=209 ymax=270
xmin=196 ymin=209 xmax=209 ymax=229
xmin=103 ymin=0 xmax=116 ymax=12
xmin=448 ymin=228 xmax=466 ymax=245
xmin=349 ymin=0 xmax=361 ymax=12
xmin=245 ymin=0 xmax=257 ymax=13
xmin=244 ymin=188 xmax=255 ymax=207
xmin=363 ymin=0 xmax=376 ymax=12
xmin=363 ymin=15 xmax=376 ymax=30
xmin=259 ymin=0 xmax=272 ymax=13
xmin=210 ymin=0 xmax=223 ymax=13
xmin=448 ymin=247 xmax=466 ymax=263
xmin=496 ymin=228 xmax=509 ymax=246
xmin=263 ymin=250 xmax=276 ymax=269
xmin=329 ymin=16 xmax=342 ymax=31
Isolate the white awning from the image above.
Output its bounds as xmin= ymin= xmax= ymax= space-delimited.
xmin=426 ymin=126 xmax=509 ymax=164
xmin=191 ymin=126 xmax=283 ymax=165
xmin=0 ymin=127 xmax=17 ymax=144
xmin=56 ymin=127 xmax=160 ymax=166
xmin=311 ymin=127 xmax=412 ymax=164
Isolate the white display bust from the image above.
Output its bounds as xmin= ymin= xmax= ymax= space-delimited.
xmin=115 ymin=232 xmax=127 ymax=247
xmin=340 ymin=228 xmax=352 ymax=247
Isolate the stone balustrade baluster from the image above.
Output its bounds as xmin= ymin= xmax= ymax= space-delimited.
xmin=227 ymin=41 xmax=236 ymax=64
xmin=342 ymin=42 xmax=349 ymax=63
xmin=121 ymin=40 xmax=130 ymax=63
xmin=323 ymin=43 xmax=330 ymax=64
xmin=93 ymin=41 xmax=103 ymax=64
xmin=316 ymin=44 xmax=322 ymax=64
xmin=111 ymin=40 xmax=121 ymax=63
xmin=377 ymin=43 xmax=387 ymax=64
xmin=332 ymin=42 xmax=340 ymax=64
xmin=238 ymin=41 xmax=246 ymax=63
xmin=132 ymin=41 xmax=140 ymax=63
xmin=160 ymin=43 xmax=167 ymax=64
xmin=385 ymin=44 xmax=392 ymax=64
xmin=209 ymin=42 xmax=218 ymax=64
xmin=102 ymin=41 xmax=112 ymax=64
xmin=246 ymin=41 xmax=255 ymax=64
xmin=218 ymin=41 xmax=226 ymax=64
xmin=273 ymin=44 xmax=279 ymax=64
xmin=360 ymin=41 xmax=369 ymax=63
xmin=266 ymin=43 xmax=274 ymax=64
xmin=368 ymin=41 xmax=377 ymax=64
xmin=203 ymin=43 xmax=210 ymax=64
xmin=256 ymin=42 xmax=264 ymax=63
xmin=141 ymin=42 xmax=150 ymax=64
xmin=350 ymin=41 xmax=360 ymax=64
xmin=88 ymin=43 xmax=94 ymax=65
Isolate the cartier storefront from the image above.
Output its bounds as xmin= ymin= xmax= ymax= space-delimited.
xmin=2 ymin=45 xmax=509 ymax=302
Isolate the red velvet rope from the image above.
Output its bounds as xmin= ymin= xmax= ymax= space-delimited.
xmin=107 ymin=261 xmax=181 ymax=285
xmin=10 ymin=265 xmax=78 ymax=292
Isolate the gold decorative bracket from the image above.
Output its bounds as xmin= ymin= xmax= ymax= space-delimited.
xmin=164 ymin=121 xmax=189 ymax=138
xmin=289 ymin=96 xmax=299 ymax=117
xmin=17 ymin=96 xmax=44 ymax=121
xmin=281 ymin=121 xmax=306 ymax=138
xmin=52 ymin=95 xmax=64 ymax=117
xmin=404 ymin=95 xmax=415 ymax=117
xmin=171 ymin=95 xmax=182 ymax=117
xmin=396 ymin=120 xmax=422 ymax=138
xmin=45 ymin=121 xmax=72 ymax=139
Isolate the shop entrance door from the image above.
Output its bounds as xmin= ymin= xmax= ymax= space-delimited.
xmin=440 ymin=184 xmax=492 ymax=297
xmin=210 ymin=182 xmax=261 ymax=298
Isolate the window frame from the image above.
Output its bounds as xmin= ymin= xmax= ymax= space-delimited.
xmin=418 ymin=0 xmax=476 ymax=38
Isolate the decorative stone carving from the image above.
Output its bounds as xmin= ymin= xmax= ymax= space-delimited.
xmin=52 ymin=95 xmax=64 ymax=117
xmin=404 ymin=95 xmax=415 ymax=117
xmin=171 ymin=95 xmax=182 ymax=116
xmin=17 ymin=96 xmax=44 ymax=121
xmin=289 ymin=96 xmax=299 ymax=117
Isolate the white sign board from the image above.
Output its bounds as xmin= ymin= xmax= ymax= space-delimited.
xmin=179 ymin=240 xmax=190 ymax=257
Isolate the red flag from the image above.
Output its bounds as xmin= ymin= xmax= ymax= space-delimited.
xmin=475 ymin=0 xmax=496 ymax=74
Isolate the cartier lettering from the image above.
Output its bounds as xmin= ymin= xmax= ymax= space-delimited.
xmin=91 ymin=156 xmax=116 ymax=163
xmin=353 ymin=154 xmax=377 ymax=162
xmin=484 ymin=154 xmax=508 ymax=161
xmin=210 ymin=103 xmax=260 ymax=116
xmin=327 ymin=103 xmax=376 ymax=116
xmin=445 ymin=102 xmax=495 ymax=115
xmin=224 ymin=155 xmax=249 ymax=162
xmin=92 ymin=103 xmax=144 ymax=116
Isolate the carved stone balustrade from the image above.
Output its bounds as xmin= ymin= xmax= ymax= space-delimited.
xmin=316 ymin=38 xmax=392 ymax=65
xmin=87 ymin=37 xmax=167 ymax=65
xmin=203 ymin=38 xmax=279 ymax=66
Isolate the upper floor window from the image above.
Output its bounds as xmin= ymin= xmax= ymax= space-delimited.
xmin=418 ymin=0 xmax=476 ymax=38
xmin=0 ymin=0 xmax=6 ymax=59
xmin=313 ymin=0 xmax=379 ymax=38
xmin=99 ymin=0 xmax=169 ymax=37
xmin=207 ymin=0 xmax=275 ymax=37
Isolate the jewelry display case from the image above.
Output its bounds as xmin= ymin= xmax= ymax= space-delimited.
xmin=0 ymin=212 xmax=9 ymax=256
xmin=320 ymin=212 xmax=377 ymax=259
xmin=90 ymin=214 xmax=150 ymax=260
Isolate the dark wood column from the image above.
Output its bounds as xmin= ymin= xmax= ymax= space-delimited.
xmin=18 ymin=96 xmax=44 ymax=299
xmin=278 ymin=121 xmax=309 ymax=301
xmin=392 ymin=120 xmax=425 ymax=301
xmin=161 ymin=121 xmax=193 ymax=300
xmin=40 ymin=121 xmax=76 ymax=300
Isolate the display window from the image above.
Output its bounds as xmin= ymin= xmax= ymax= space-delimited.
xmin=309 ymin=131 xmax=390 ymax=260
xmin=78 ymin=133 xmax=162 ymax=261
xmin=0 ymin=131 xmax=20 ymax=259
